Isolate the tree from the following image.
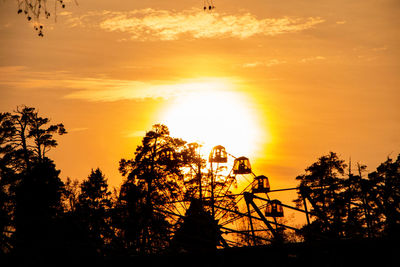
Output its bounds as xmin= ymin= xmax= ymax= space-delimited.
xmin=117 ymin=125 xmax=239 ymax=253
xmin=14 ymin=159 xmax=65 ymax=259
xmin=294 ymin=152 xmax=349 ymax=239
xmin=27 ymin=111 xmax=66 ymax=162
xmin=170 ymin=198 xmax=220 ymax=253
xmin=63 ymin=177 xmax=80 ymax=213
xmin=0 ymin=106 xmax=66 ymax=171
xmin=0 ymin=106 xmax=67 ymax=255
xmin=0 ymin=113 xmax=18 ymax=254
xmin=0 ymin=107 xmax=34 ymax=172
xmin=75 ymin=168 xmax=113 ymax=255
xmin=118 ymin=124 xmax=189 ymax=254
xmin=367 ymin=155 xmax=400 ymax=238
xmin=295 ymin=152 xmax=400 ymax=241
xmin=340 ymin=164 xmax=370 ymax=238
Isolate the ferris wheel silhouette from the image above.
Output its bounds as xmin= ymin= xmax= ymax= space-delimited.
xmin=154 ymin=144 xmax=311 ymax=249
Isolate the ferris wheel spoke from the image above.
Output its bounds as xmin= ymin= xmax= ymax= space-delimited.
xmin=214 ymin=179 xmax=256 ymax=220
xmin=158 ymin=186 xmax=186 ymax=217
xmin=214 ymin=171 xmax=235 ymax=203
xmin=220 ymin=202 xmax=270 ymax=226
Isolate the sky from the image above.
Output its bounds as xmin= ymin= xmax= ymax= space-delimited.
xmin=1 ymin=0 xmax=399 ymax=215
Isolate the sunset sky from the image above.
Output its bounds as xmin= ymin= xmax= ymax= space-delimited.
xmin=0 ymin=0 xmax=399 ymax=212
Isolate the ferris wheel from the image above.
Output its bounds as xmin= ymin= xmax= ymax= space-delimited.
xmin=153 ymin=144 xmax=309 ymax=250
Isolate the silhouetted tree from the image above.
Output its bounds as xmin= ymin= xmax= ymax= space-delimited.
xmin=14 ymin=159 xmax=65 ymax=259
xmin=367 ymin=155 xmax=400 ymax=238
xmin=295 ymin=152 xmax=400 ymax=241
xmin=0 ymin=113 xmax=18 ymax=254
xmin=117 ymin=125 xmax=239 ymax=253
xmin=0 ymin=106 xmax=66 ymax=256
xmin=294 ymin=152 xmax=349 ymax=239
xmin=170 ymin=198 xmax=220 ymax=253
xmin=113 ymin=181 xmax=150 ymax=254
xmin=1 ymin=107 xmax=34 ymax=172
xmin=75 ymin=168 xmax=113 ymax=255
xmin=27 ymin=110 xmax=66 ymax=161
xmin=0 ymin=106 xmax=66 ymax=171
xmin=63 ymin=177 xmax=80 ymax=213
xmin=118 ymin=124 xmax=189 ymax=254
xmin=340 ymin=167 xmax=369 ymax=238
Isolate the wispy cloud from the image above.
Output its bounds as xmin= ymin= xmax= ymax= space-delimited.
xmin=241 ymin=59 xmax=287 ymax=68
xmin=62 ymin=77 xmax=235 ymax=101
xmin=62 ymin=8 xmax=324 ymax=40
xmin=0 ymin=66 xmax=236 ymax=102
xmin=123 ymin=130 xmax=146 ymax=138
xmin=69 ymin=127 xmax=89 ymax=133
xmin=299 ymin=56 xmax=326 ymax=63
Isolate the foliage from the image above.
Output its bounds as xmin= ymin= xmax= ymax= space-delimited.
xmin=63 ymin=177 xmax=80 ymax=212
xmin=1 ymin=105 xmax=399 ymax=260
xmin=0 ymin=106 xmax=67 ymax=255
xmin=295 ymin=152 xmax=400 ymax=241
xmin=117 ymin=124 xmax=189 ymax=254
xmin=367 ymin=155 xmax=400 ymax=237
xmin=170 ymin=199 xmax=220 ymax=253
xmin=75 ymin=168 xmax=113 ymax=255
xmin=14 ymin=159 xmax=65 ymax=259
xmin=0 ymin=106 xmax=66 ymax=171
xmin=16 ymin=0 xmax=69 ymax=36
xmin=294 ymin=152 xmax=348 ymax=238
xmin=117 ymin=124 xmax=240 ymax=253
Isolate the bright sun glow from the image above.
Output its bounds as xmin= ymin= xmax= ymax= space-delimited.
xmin=159 ymin=78 xmax=269 ymax=160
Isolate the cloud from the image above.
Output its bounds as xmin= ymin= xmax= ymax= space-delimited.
xmin=62 ymin=77 xmax=235 ymax=101
xmin=69 ymin=127 xmax=89 ymax=133
xmin=62 ymin=8 xmax=324 ymax=40
xmin=123 ymin=130 xmax=146 ymax=138
xmin=0 ymin=66 xmax=236 ymax=102
xmin=241 ymin=59 xmax=287 ymax=68
xmin=299 ymin=56 xmax=326 ymax=63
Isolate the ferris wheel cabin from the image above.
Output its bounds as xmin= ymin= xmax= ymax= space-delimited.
xmin=233 ymin=157 xmax=252 ymax=174
xmin=209 ymin=145 xmax=228 ymax=163
xmin=252 ymin=175 xmax=270 ymax=194
xmin=265 ymin=200 xmax=284 ymax=217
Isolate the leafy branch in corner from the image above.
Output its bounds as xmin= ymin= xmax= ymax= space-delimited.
xmin=16 ymin=0 xmax=76 ymax=37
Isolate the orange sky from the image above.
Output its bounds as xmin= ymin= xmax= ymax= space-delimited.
xmin=1 ymin=1 xmax=399 ymax=219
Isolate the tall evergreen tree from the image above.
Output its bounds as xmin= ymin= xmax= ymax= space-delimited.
xmin=367 ymin=155 xmax=400 ymax=238
xmin=76 ymin=168 xmax=113 ymax=255
xmin=0 ymin=106 xmax=66 ymax=256
xmin=14 ymin=159 xmax=65 ymax=260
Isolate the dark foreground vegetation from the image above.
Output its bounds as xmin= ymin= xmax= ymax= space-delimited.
xmin=105 ymin=238 xmax=396 ymax=267
xmin=1 ymin=106 xmax=399 ymax=265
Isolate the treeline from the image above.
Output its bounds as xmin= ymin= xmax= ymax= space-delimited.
xmin=294 ymin=152 xmax=400 ymax=241
xmin=0 ymin=107 xmax=228 ymax=263
xmin=0 ymin=106 xmax=399 ymax=263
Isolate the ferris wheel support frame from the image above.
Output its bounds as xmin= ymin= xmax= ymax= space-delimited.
xmin=243 ymin=192 xmax=280 ymax=242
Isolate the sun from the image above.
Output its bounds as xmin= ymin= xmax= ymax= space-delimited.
xmin=159 ymin=78 xmax=269 ymax=160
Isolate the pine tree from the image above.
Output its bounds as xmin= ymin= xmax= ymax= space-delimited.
xmin=76 ymin=168 xmax=112 ymax=255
